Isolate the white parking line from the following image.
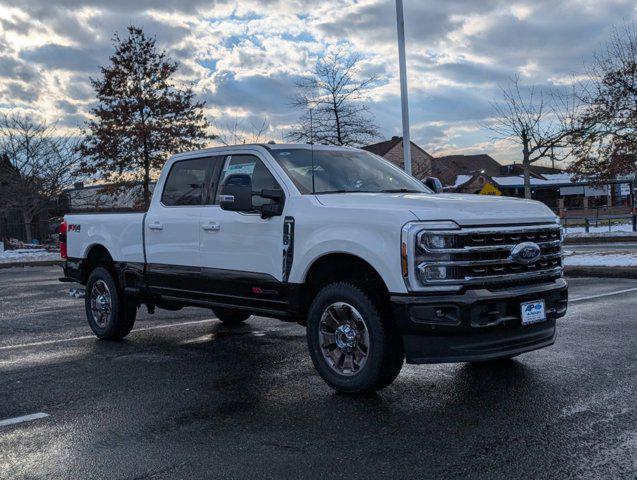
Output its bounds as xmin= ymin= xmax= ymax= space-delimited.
xmin=0 ymin=318 xmax=216 ymax=352
xmin=570 ymin=287 xmax=637 ymax=304
xmin=0 ymin=412 xmax=49 ymax=428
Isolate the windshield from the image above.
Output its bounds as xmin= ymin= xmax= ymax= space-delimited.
xmin=269 ymin=148 xmax=430 ymax=194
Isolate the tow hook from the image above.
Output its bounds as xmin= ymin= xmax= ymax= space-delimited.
xmin=69 ymin=288 xmax=85 ymax=299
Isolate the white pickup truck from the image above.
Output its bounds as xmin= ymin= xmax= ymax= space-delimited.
xmin=61 ymin=144 xmax=568 ymax=392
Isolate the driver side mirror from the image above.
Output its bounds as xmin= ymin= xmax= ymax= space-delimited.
xmin=424 ymin=177 xmax=443 ymax=194
xmin=219 ymin=174 xmax=253 ymax=212
xmin=219 ymin=174 xmax=285 ymax=219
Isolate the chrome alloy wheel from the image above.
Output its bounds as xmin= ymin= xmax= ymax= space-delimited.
xmin=90 ymin=280 xmax=112 ymax=328
xmin=318 ymin=302 xmax=370 ymax=376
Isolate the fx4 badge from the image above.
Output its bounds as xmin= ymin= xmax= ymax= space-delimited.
xmin=68 ymin=224 xmax=81 ymax=232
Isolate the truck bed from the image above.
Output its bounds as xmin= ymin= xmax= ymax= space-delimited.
xmin=65 ymin=213 xmax=146 ymax=264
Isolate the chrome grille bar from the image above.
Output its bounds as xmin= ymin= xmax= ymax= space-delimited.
xmin=415 ymin=223 xmax=563 ymax=288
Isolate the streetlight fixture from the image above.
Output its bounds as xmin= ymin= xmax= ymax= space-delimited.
xmin=395 ymin=0 xmax=412 ymax=176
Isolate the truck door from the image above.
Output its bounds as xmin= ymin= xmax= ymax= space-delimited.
xmin=145 ymin=157 xmax=217 ymax=294
xmin=199 ymin=153 xmax=288 ymax=311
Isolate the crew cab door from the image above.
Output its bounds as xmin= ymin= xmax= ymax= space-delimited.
xmin=145 ymin=157 xmax=218 ymax=293
xmin=199 ymin=153 xmax=288 ymax=310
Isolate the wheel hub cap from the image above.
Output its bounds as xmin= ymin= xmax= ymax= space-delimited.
xmin=90 ymin=280 xmax=112 ymax=328
xmin=318 ymin=302 xmax=370 ymax=376
xmin=335 ymin=325 xmax=357 ymax=352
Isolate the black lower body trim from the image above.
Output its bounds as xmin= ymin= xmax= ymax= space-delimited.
xmin=145 ymin=263 xmax=295 ymax=318
xmin=160 ymin=294 xmax=287 ymax=318
xmin=391 ymin=279 xmax=568 ymax=364
xmin=403 ymin=320 xmax=556 ymax=364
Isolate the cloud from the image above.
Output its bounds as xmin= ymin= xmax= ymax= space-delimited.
xmin=0 ymin=55 xmax=38 ymax=82
xmin=2 ymin=81 xmax=41 ymax=103
xmin=0 ymin=0 xmax=635 ymax=162
xmin=20 ymin=44 xmax=103 ymax=73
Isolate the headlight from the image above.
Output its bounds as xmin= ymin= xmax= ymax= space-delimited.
xmin=418 ymin=232 xmax=455 ymax=251
xmin=401 ymin=220 xmax=461 ymax=292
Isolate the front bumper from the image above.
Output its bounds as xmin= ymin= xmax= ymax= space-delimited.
xmin=391 ymin=279 xmax=568 ymax=364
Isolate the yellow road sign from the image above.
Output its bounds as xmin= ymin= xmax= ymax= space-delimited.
xmin=479 ymin=183 xmax=502 ymax=196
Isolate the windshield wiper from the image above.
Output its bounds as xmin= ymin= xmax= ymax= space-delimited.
xmin=379 ymin=188 xmax=422 ymax=193
xmin=314 ymin=189 xmax=376 ymax=194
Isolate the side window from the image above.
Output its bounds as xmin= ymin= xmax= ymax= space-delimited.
xmin=162 ymin=158 xmax=209 ymax=206
xmin=203 ymin=155 xmax=224 ymax=205
xmin=215 ymin=155 xmax=281 ymax=207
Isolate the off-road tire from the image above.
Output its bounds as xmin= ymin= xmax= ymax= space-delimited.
xmin=85 ymin=267 xmax=137 ymax=340
xmin=306 ymin=282 xmax=404 ymax=393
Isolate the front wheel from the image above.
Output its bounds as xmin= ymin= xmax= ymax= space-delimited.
xmin=85 ymin=267 xmax=137 ymax=340
xmin=306 ymin=282 xmax=404 ymax=393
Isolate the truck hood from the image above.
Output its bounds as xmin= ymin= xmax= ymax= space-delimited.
xmin=315 ymin=192 xmax=557 ymax=226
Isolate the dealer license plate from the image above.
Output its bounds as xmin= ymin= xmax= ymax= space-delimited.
xmin=521 ymin=300 xmax=546 ymax=325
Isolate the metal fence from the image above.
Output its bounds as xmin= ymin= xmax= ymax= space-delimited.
xmin=0 ymin=210 xmax=53 ymax=244
xmin=561 ymin=214 xmax=637 ymax=234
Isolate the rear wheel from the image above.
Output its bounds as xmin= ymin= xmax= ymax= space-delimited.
xmin=85 ymin=267 xmax=137 ymax=340
xmin=212 ymin=307 xmax=251 ymax=326
xmin=306 ymin=282 xmax=404 ymax=393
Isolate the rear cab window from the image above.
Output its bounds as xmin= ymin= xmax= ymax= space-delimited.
xmin=162 ymin=158 xmax=220 ymax=206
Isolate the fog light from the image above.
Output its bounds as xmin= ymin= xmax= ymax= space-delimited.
xmin=418 ymin=264 xmax=455 ymax=282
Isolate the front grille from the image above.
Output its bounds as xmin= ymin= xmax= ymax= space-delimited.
xmin=417 ymin=224 xmax=563 ymax=287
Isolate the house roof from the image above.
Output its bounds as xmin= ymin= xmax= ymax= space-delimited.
xmin=432 ymin=154 xmax=502 ymax=184
xmin=362 ymin=136 xmax=433 ymax=159
xmin=362 ymin=137 xmax=403 ymax=156
xmin=499 ymin=163 xmax=564 ymax=177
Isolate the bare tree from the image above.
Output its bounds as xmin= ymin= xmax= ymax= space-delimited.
xmin=488 ymin=76 xmax=582 ymax=198
xmin=570 ymin=24 xmax=637 ymax=181
xmin=0 ymin=113 xmax=77 ymax=241
xmin=214 ymin=117 xmax=273 ymax=146
xmin=287 ymin=51 xmax=380 ymax=146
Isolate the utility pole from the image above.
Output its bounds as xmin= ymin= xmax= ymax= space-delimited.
xmin=395 ymin=0 xmax=412 ymax=175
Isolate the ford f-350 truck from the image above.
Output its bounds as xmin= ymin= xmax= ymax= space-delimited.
xmin=60 ymin=144 xmax=568 ymax=392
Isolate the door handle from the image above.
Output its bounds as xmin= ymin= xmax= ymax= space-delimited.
xmin=202 ymin=222 xmax=220 ymax=232
xmin=148 ymin=222 xmax=163 ymax=230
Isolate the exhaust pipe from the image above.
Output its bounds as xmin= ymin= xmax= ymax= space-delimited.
xmin=69 ymin=288 xmax=85 ymax=299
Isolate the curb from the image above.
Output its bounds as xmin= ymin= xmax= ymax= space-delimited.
xmin=564 ymin=235 xmax=637 ymax=244
xmin=564 ymin=265 xmax=637 ymax=279
xmin=0 ymin=260 xmax=63 ymax=270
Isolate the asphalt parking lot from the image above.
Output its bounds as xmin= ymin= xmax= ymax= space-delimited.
xmin=0 ymin=266 xmax=635 ymax=479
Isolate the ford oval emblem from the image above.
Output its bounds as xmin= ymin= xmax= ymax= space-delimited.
xmin=510 ymin=242 xmax=541 ymax=265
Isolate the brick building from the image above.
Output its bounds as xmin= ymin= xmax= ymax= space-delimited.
xmin=362 ymin=136 xmax=433 ymax=180
xmin=431 ymin=154 xmax=503 ymax=185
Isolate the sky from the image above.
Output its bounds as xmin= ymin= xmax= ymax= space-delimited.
xmin=1 ymin=0 xmax=636 ymax=164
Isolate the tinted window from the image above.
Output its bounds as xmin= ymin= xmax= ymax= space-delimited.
xmin=162 ymin=158 xmax=209 ymax=206
xmin=203 ymin=155 xmax=224 ymax=205
xmin=216 ymin=155 xmax=281 ymax=207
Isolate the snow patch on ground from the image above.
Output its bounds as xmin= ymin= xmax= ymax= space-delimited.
xmin=0 ymin=249 xmax=60 ymax=264
xmin=563 ymin=223 xmax=635 ymax=237
xmin=563 ymin=251 xmax=637 ymax=267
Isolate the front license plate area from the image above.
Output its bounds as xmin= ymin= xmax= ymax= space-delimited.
xmin=521 ymin=300 xmax=546 ymax=325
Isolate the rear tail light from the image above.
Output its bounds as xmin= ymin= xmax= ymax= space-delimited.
xmin=59 ymin=221 xmax=67 ymax=259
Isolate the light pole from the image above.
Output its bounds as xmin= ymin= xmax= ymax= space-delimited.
xmin=395 ymin=0 xmax=412 ymax=175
